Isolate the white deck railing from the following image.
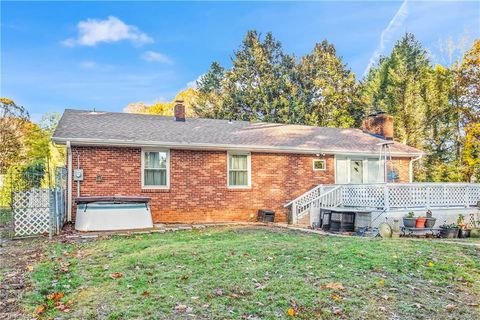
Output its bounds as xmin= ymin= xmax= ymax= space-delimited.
xmin=287 ymin=183 xmax=480 ymax=223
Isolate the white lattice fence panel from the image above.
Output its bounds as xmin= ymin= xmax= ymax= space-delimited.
xmin=342 ymin=185 xmax=384 ymax=208
xmin=13 ymin=189 xmax=51 ymax=237
xmin=389 ymin=186 xmax=427 ymax=208
xmin=470 ymin=186 xmax=480 ymax=205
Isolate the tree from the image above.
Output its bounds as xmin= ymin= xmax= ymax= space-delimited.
xmin=125 ymin=89 xmax=198 ymax=117
xmin=194 ymin=31 xmax=360 ymax=127
xmin=297 ymin=40 xmax=360 ymax=127
xmin=194 ymin=62 xmax=225 ymax=118
xmin=462 ymin=122 xmax=480 ymax=182
xmin=217 ymin=31 xmax=297 ymax=123
xmin=360 ymin=33 xmax=431 ymax=148
xmin=458 ymin=40 xmax=480 ymax=182
xmin=0 ymin=98 xmax=29 ymax=169
xmin=458 ymin=39 xmax=480 ymax=120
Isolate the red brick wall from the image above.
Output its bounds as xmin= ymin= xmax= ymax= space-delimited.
xmin=391 ymin=157 xmax=411 ymax=183
xmin=70 ymin=146 xmax=335 ymax=223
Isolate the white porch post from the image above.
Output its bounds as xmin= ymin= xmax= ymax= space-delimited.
xmin=292 ymin=202 xmax=298 ymax=225
xmin=383 ymin=185 xmax=390 ymax=211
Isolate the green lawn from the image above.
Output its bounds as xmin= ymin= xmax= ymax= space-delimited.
xmin=25 ymin=227 xmax=479 ymax=319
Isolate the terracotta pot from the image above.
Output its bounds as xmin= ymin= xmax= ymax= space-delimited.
xmin=415 ymin=217 xmax=426 ymax=228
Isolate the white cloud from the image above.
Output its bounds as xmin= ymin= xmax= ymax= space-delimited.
xmin=141 ymin=51 xmax=173 ymax=64
xmin=80 ymin=61 xmax=96 ymax=68
xmin=186 ymin=74 xmax=204 ymax=89
xmin=63 ymin=16 xmax=153 ymax=47
xmin=363 ymin=0 xmax=409 ymax=76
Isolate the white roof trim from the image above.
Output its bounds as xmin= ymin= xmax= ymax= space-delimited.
xmin=52 ymin=137 xmax=425 ymax=157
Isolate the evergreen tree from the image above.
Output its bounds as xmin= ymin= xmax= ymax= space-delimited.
xmin=360 ymin=33 xmax=431 ymax=148
xmin=220 ymin=31 xmax=297 ymax=123
xmin=194 ymin=62 xmax=225 ymax=118
xmin=297 ymin=40 xmax=360 ymax=127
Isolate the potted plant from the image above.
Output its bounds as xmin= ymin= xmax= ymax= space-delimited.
xmin=457 ymin=214 xmax=471 ymax=238
xmin=424 ymin=210 xmax=436 ymax=228
xmin=416 ymin=216 xmax=427 ymax=228
xmin=439 ymin=222 xmax=459 ymax=238
xmin=403 ymin=212 xmax=416 ymax=228
xmin=470 ymin=220 xmax=480 ymax=238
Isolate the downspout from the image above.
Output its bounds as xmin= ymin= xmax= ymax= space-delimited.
xmin=67 ymin=141 xmax=73 ymax=222
xmin=409 ymin=155 xmax=422 ymax=183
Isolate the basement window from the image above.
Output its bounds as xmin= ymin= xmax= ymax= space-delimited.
xmin=142 ymin=149 xmax=169 ymax=188
xmin=228 ymin=152 xmax=251 ymax=188
xmin=313 ymin=159 xmax=326 ymax=171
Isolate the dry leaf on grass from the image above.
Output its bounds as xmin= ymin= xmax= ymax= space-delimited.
xmin=110 ymin=272 xmax=123 ymax=279
xmin=322 ymin=282 xmax=345 ymax=290
xmin=47 ymin=292 xmax=64 ymax=301
xmin=36 ymin=305 xmax=46 ymax=314
xmin=212 ymin=288 xmax=224 ymax=296
xmin=287 ymin=308 xmax=296 ymax=316
xmin=174 ymin=304 xmax=188 ymax=312
xmin=331 ymin=294 xmax=342 ymax=301
xmin=332 ymin=307 xmax=342 ymax=315
xmin=445 ymin=304 xmax=456 ymax=311
xmin=142 ymin=291 xmax=150 ymax=297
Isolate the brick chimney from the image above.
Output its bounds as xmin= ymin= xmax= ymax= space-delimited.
xmin=361 ymin=112 xmax=393 ymax=140
xmin=174 ymin=100 xmax=185 ymax=122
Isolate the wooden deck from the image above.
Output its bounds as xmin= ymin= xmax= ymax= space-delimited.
xmin=287 ymin=183 xmax=480 ymax=227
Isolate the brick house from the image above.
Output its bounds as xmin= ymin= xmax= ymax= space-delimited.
xmin=52 ymin=102 xmax=424 ymax=226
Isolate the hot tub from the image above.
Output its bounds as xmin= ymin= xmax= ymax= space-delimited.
xmin=75 ymin=196 xmax=153 ymax=231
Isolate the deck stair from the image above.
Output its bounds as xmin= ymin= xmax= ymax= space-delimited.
xmin=286 ymin=183 xmax=480 ymax=225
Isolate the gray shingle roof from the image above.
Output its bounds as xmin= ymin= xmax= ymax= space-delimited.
xmin=52 ymin=109 xmax=424 ymax=156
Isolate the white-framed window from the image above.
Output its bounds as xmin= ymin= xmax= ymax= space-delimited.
xmin=227 ymin=152 xmax=251 ymax=188
xmin=141 ymin=149 xmax=170 ymax=189
xmin=313 ymin=159 xmax=326 ymax=171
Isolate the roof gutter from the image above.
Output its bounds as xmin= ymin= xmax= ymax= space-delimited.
xmin=51 ymin=137 xmax=425 ymax=158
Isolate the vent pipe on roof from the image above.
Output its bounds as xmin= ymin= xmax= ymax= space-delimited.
xmin=174 ymin=100 xmax=185 ymax=122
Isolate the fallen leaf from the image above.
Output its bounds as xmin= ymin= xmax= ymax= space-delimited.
xmin=213 ymin=288 xmax=224 ymax=296
xmin=332 ymin=307 xmax=342 ymax=315
xmin=36 ymin=305 xmax=45 ymax=314
xmin=174 ymin=304 xmax=188 ymax=312
xmin=142 ymin=291 xmax=150 ymax=297
xmin=427 ymin=261 xmax=434 ymax=267
xmin=446 ymin=304 xmax=456 ymax=311
xmin=47 ymin=292 xmax=64 ymax=301
xmin=110 ymin=272 xmax=123 ymax=279
xmin=378 ymin=279 xmax=385 ymax=286
xmin=323 ymin=282 xmax=345 ymax=290
xmin=287 ymin=308 xmax=296 ymax=316
xmin=26 ymin=265 xmax=34 ymax=272
xmin=331 ymin=294 xmax=342 ymax=301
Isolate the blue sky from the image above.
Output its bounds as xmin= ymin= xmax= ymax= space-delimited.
xmin=1 ymin=1 xmax=479 ymax=122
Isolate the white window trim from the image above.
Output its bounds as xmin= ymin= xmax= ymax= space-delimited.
xmin=227 ymin=151 xmax=251 ymax=189
xmin=312 ymin=159 xmax=326 ymax=171
xmin=141 ymin=148 xmax=170 ymax=189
